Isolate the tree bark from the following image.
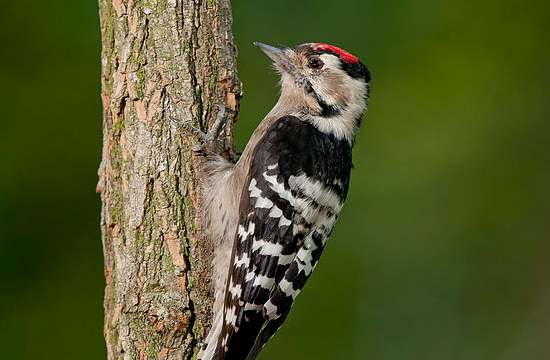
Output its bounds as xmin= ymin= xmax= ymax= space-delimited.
xmin=97 ymin=0 xmax=241 ymax=358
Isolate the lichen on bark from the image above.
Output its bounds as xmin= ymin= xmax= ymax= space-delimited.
xmin=97 ymin=0 xmax=241 ymax=358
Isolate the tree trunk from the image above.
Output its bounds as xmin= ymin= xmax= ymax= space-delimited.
xmin=97 ymin=0 xmax=241 ymax=358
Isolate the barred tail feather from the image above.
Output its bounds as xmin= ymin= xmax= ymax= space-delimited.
xmin=245 ymin=312 xmax=289 ymax=360
xmin=216 ymin=312 xmax=265 ymax=360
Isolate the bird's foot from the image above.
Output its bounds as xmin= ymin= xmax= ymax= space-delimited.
xmin=171 ymin=103 xmax=228 ymax=155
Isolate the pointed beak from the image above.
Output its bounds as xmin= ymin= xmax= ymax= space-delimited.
xmin=254 ymin=42 xmax=288 ymax=67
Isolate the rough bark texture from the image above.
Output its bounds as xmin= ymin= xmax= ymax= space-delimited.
xmin=97 ymin=0 xmax=241 ymax=358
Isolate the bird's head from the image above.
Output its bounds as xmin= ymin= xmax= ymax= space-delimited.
xmin=255 ymin=42 xmax=371 ymax=142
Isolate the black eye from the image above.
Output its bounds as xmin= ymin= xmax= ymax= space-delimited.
xmin=308 ymin=58 xmax=324 ymax=69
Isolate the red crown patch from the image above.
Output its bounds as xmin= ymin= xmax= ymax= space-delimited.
xmin=315 ymin=43 xmax=359 ymax=64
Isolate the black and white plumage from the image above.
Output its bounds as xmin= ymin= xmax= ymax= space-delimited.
xmin=195 ymin=42 xmax=371 ymax=360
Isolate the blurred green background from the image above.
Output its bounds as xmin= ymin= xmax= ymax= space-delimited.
xmin=1 ymin=0 xmax=549 ymax=359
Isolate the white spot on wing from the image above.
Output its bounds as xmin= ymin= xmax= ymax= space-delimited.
xmin=253 ymin=275 xmax=275 ymax=289
xmin=279 ymin=278 xmax=301 ymax=300
xmin=238 ymin=222 xmax=255 ymax=242
xmin=263 ymin=172 xmax=295 ymax=205
xmin=234 ymin=253 xmax=250 ymax=268
xmin=248 ymin=178 xmax=262 ymax=198
xmin=252 ymin=240 xmax=284 ymax=256
xmin=269 ymin=205 xmax=283 ymax=218
xmin=244 ymin=302 xmax=262 ymax=311
xmin=245 ymin=272 xmax=255 ymax=282
xmin=255 ymin=196 xmax=273 ymax=209
xmin=294 ymin=248 xmax=315 ymax=276
xmin=229 ymin=283 xmax=242 ymax=297
xmin=237 ymin=224 xmax=247 ymax=238
xmin=277 ymin=253 xmax=295 ymax=266
xmin=279 ymin=216 xmax=292 ymax=227
xmin=225 ymin=306 xmax=237 ymax=326
xmin=288 ymin=174 xmax=342 ymax=211
xmin=263 ymin=300 xmax=278 ymax=320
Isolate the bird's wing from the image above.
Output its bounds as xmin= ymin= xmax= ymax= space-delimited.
xmin=215 ymin=115 xmax=350 ymax=360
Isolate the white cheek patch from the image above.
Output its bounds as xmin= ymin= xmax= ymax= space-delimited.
xmin=319 ymin=53 xmax=341 ymax=65
xmin=310 ymin=54 xmax=346 ymax=105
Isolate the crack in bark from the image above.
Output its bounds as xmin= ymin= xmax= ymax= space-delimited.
xmin=188 ymin=0 xmax=205 ymax=131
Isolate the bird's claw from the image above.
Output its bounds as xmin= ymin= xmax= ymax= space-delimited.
xmin=191 ymin=144 xmax=204 ymax=153
xmin=170 ymin=117 xmax=208 ymax=141
xmin=171 ymin=103 xmax=229 ymax=154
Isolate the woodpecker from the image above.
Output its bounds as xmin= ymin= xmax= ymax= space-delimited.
xmin=179 ymin=42 xmax=371 ymax=360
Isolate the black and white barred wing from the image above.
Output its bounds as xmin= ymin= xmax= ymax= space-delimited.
xmin=217 ymin=159 xmax=305 ymax=359
xmin=216 ymin=119 xmax=350 ymax=360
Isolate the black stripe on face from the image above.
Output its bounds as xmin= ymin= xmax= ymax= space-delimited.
xmin=340 ymin=60 xmax=371 ymax=83
xmin=318 ymin=100 xmax=341 ymax=117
